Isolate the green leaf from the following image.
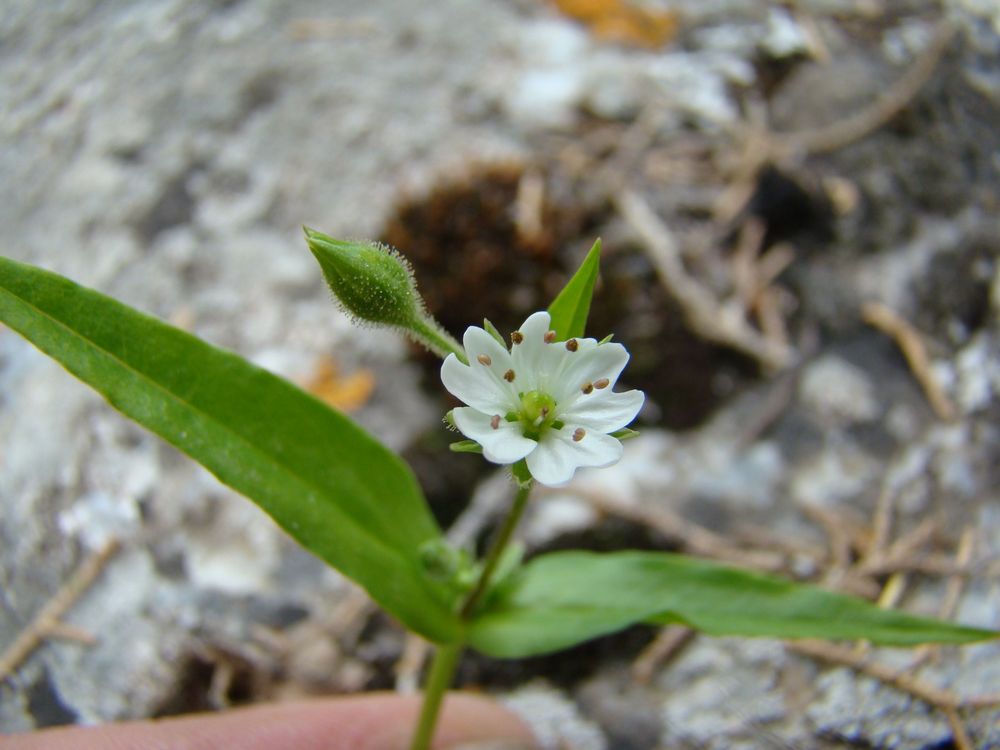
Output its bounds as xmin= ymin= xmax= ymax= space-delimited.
xmin=546 ymin=239 xmax=601 ymax=340
xmin=468 ymin=551 xmax=996 ymax=658
xmin=0 ymin=256 xmax=461 ymax=644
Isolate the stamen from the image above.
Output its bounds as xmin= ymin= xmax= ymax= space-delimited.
xmin=573 ymin=428 xmax=586 ymax=442
xmin=565 ymin=339 xmax=579 ymax=352
xmin=581 ymin=382 xmax=594 ymax=394
xmin=544 ymin=330 xmax=557 ymax=343
xmin=504 ymin=369 xmax=516 ymax=382
xmin=511 ymin=331 xmax=524 ymax=345
xmin=540 ymin=406 xmax=550 ymax=418
xmin=477 ymin=354 xmax=492 ymax=366
xmin=490 ymin=414 xmax=501 ymax=430
xmin=594 ymin=378 xmax=610 ymax=389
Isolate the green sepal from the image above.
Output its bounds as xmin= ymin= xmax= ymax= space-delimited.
xmin=511 ymin=459 xmax=533 ymax=488
xmin=483 ymin=318 xmax=506 ymax=348
xmin=611 ymin=428 xmax=639 ymax=440
xmin=450 ymin=440 xmax=483 ymax=454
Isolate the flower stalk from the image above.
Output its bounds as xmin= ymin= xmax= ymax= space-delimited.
xmin=460 ymin=478 xmax=532 ymax=619
xmin=408 ymin=643 xmax=462 ymax=750
xmin=410 ymin=478 xmax=533 ymax=750
xmin=411 ymin=313 xmax=642 ymax=746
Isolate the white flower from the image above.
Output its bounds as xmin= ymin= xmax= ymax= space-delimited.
xmin=441 ymin=311 xmax=644 ymax=486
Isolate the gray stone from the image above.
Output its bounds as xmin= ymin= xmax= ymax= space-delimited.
xmin=3 ymin=0 xmax=1000 ymax=745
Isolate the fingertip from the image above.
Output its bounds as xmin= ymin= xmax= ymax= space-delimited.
xmin=433 ymin=693 xmax=537 ymax=749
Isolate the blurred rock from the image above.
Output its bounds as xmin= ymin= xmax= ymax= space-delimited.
xmin=2 ymin=0 xmax=999 ymax=745
xmin=503 ymin=681 xmax=606 ymax=750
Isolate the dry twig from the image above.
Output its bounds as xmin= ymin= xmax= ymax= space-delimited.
xmin=615 ymin=189 xmax=793 ymax=371
xmin=514 ymin=169 xmax=546 ymax=246
xmin=395 ymin=634 xmax=431 ymax=695
xmin=798 ymin=504 xmax=858 ymax=588
xmin=859 ymin=517 xmax=940 ymax=577
xmin=944 ymin=705 xmax=975 ymax=750
xmin=788 ymin=520 xmax=992 ymax=748
xmin=786 ymin=640 xmax=1000 ymax=711
xmin=714 ymin=20 xmax=953 ymax=223
xmin=326 ymin=586 xmax=377 ymax=647
xmin=779 ymin=21 xmax=957 ymax=157
xmin=862 ymin=301 xmax=956 ymax=420
xmin=734 ymin=370 xmax=799 ymax=448
xmin=909 ymin=528 xmax=977 ymax=671
xmin=632 ymin=625 xmax=695 ymax=685
xmin=0 ymin=538 xmax=120 ymax=680
xmin=869 ymin=481 xmax=897 ymax=559
xmin=938 ymin=528 xmax=976 ymax=623
xmin=558 ymin=485 xmax=791 ymax=573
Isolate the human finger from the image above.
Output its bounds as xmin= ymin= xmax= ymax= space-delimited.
xmin=2 ymin=692 xmax=536 ymax=750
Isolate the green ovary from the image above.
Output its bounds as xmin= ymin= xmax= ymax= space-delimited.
xmin=519 ymin=390 xmax=558 ymax=439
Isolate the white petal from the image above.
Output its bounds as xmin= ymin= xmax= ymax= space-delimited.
xmin=511 ymin=311 xmax=561 ymax=391
xmin=441 ymin=354 xmax=510 ymax=414
xmin=518 ymin=311 xmax=552 ymax=341
xmin=453 ymin=407 xmax=536 ymax=464
xmin=462 ymin=326 xmax=518 ymax=402
xmin=553 ymin=341 xmax=630 ymax=406
xmin=526 ymin=426 xmax=624 ymax=486
xmin=561 ymin=389 xmax=644 ymax=432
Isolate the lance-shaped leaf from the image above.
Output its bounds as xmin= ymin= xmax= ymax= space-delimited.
xmin=468 ymin=551 xmax=996 ymax=658
xmin=0 ymin=256 xmax=461 ymax=643
xmin=546 ymin=238 xmax=601 ymax=340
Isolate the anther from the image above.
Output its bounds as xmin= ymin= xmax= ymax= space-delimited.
xmin=504 ymin=369 xmax=516 ymax=382
xmin=573 ymin=428 xmax=586 ymax=442
xmin=477 ymin=354 xmax=492 ymax=366
xmin=490 ymin=415 xmax=501 ymax=430
xmin=594 ymin=378 xmax=610 ymax=389
xmin=540 ymin=407 xmax=550 ymax=418
xmin=511 ymin=331 xmax=524 ymax=345
xmin=565 ymin=339 xmax=578 ymax=352
xmin=581 ymin=382 xmax=594 ymax=394
xmin=544 ymin=330 xmax=557 ymax=343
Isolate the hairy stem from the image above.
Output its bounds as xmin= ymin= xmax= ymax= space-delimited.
xmin=410 ymin=315 xmax=464 ymax=361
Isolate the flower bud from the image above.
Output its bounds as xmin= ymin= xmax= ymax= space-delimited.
xmin=304 ymin=227 xmax=462 ymax=359
xmin=305 ymin=227 xmax=423 ymax=329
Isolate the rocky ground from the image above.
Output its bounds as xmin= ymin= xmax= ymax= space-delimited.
xmin=2 ymin=0 xmax=999 ymax=747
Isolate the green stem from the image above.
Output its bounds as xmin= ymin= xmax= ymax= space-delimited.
xmin=408 ymin=643 xmax=462 ymax=750
xmin=460 ymin=479 xmax=532 ymax=619
xmin=408 ymin=478 xmax=533 ymax=750
xmin=410 ymin=315 xmax=464 ymax=361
